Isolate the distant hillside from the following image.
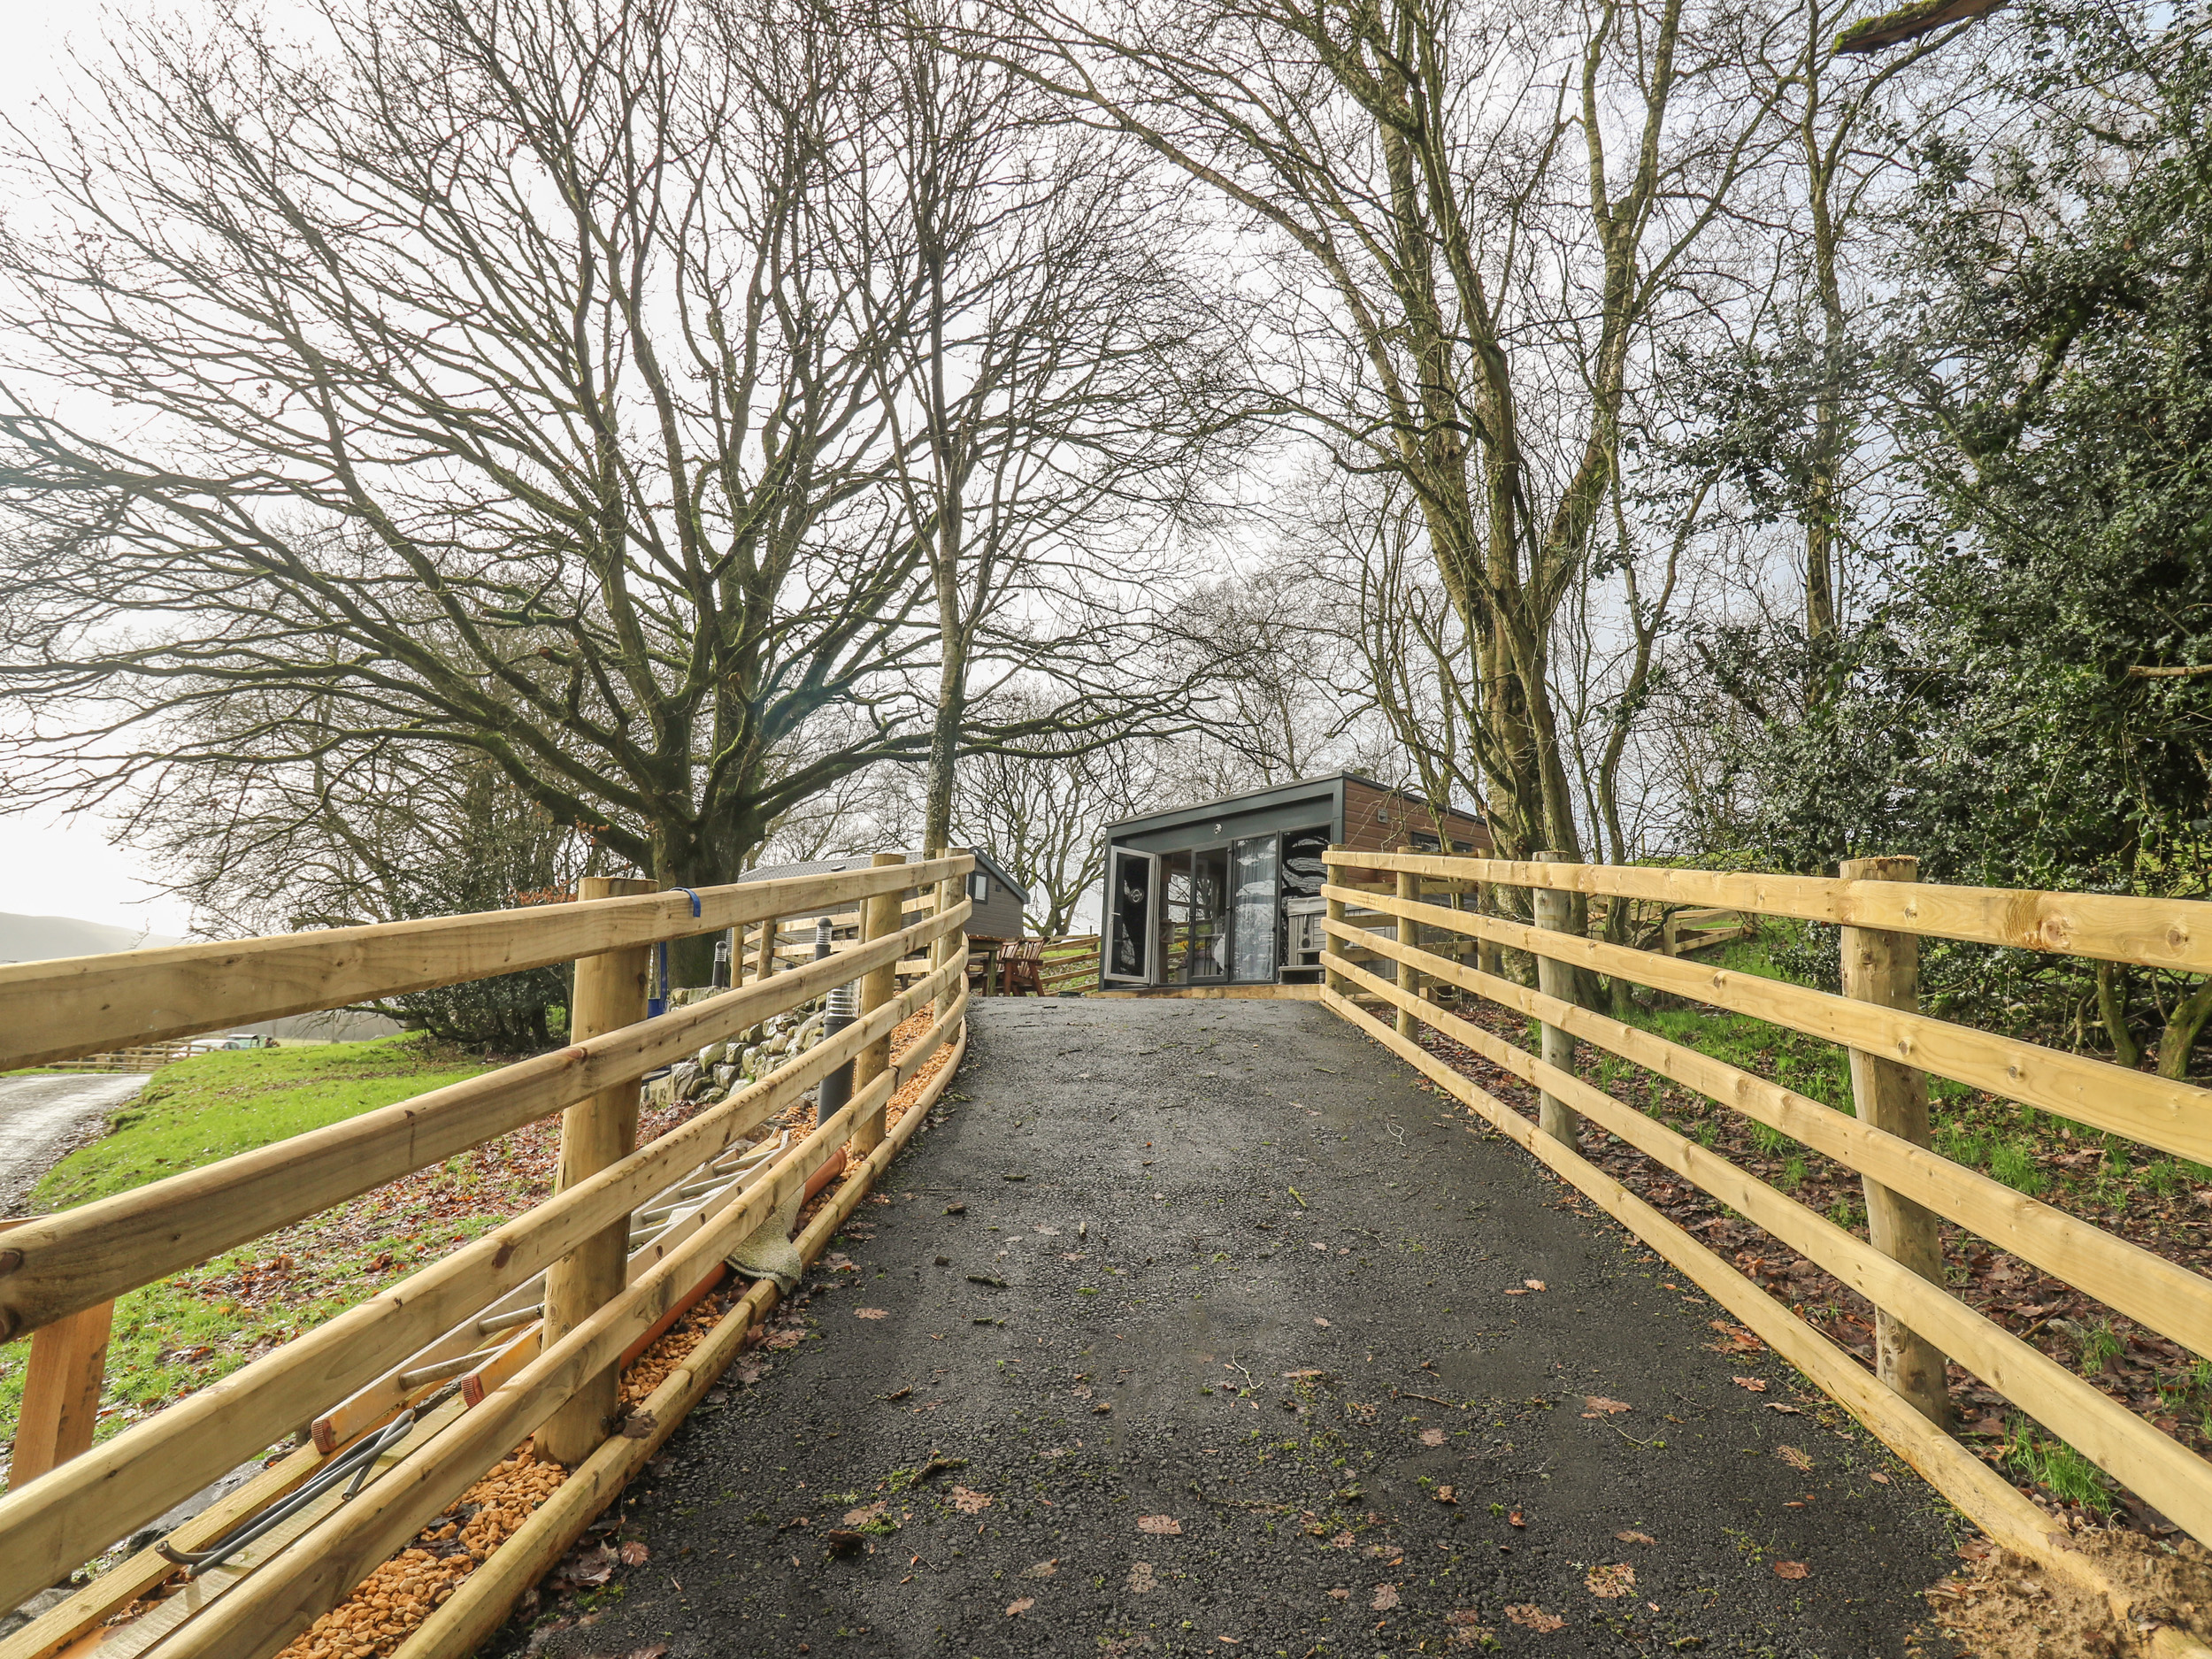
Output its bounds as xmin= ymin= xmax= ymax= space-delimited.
xmin=0 ymin=911 xmax=187 ymax=964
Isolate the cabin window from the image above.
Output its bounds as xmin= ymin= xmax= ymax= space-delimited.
xmin=968 ymin=872 xmax=990 ymax=902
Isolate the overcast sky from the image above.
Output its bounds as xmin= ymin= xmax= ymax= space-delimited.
xmin=0 ymin=0 xmax=199 ymax=937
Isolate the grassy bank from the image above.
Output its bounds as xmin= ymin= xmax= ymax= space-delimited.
xmin=1 ymin=1035 xmax=495 ymax=1476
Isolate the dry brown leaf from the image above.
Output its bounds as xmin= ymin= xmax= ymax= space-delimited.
xmin=855 ymin=1308 xmax=889 ymax=1320
xmin=1778 ymin=1445 xmax=1813 ymax=1471
xmin=1126 ymin=1562 xmax=1158 ymax=1594
xmin=618 ymin=1540 xmax=649 ymax=1566
xmin=1508 ymin=1509 xmax=1525 ymax=1528
xmin=1775 ymin=1560 xmax=1809 ymax=1579
xmin=1506 ymin=1604 xmax=1566 ymax=1632
xmin=1327 ymin=1587 xmax=1350 ymax=1601
xmin=1024 ymin=1558 xmax=1059 ymax=1578
xmin=1434 ymin=1485 xmax=1456 ymax=1504
xmin=1586 ymin=1563 xmax=1634 ymax=1598
xmin=1005 ymin=1596 xmax=1034 ymax=1616
xmin=1524 ymin=1278 xmax=1547 ymax=1291
xmin=1616 ymin=1530 xmax=1656 ymax=1546
xmin=1581 ymin=1396 xmax=1631 ymax=1416
xmin=1371 ymin=1584 xmax=1400 ymax=1610
xmin=1732 ymin=1376 xmax=1769 ymax=1393
xmin=842 ymin=1502 xmax=887 ymax=1527
xmin=1330 ymin=1530 xmax=1356 ymax=1548
xmin=1136 ymin=1514 xmax=1182 ymax=1535
xmin=950 ymin=1486 xmax=992 ymax=1514
xmin=1314 ymin=1317 xmax=1331 ymax=1327
xmin=1420 ymin=1427 xmax=1448 ymax=1446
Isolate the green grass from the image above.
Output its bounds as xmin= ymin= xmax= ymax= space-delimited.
xmin=30 ymin=1033 xmax=487 ymax=1210
xmin=3 ymin=1034 xmax=494 ymax=1473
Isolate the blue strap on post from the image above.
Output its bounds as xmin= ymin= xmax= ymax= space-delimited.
xmin=672 ymin=887 xmax=702 ymax=918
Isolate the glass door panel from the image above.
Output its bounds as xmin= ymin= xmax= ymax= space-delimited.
xmin=1230 ymin=835 xmax=1278 ymax=982
xmin=1102 ymin=848 xmax=1158 ymax=983
xmin=1185 ymin=847 xmax=1230 ymax=982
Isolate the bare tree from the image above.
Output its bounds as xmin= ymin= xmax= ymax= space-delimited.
xmin=955 ymin=0 xmax=1785 ymax=869
xmin=861 ymin=15 xmax=1243 ymax=859
xmin=0 ymin=0 xmax=1205 ymax=976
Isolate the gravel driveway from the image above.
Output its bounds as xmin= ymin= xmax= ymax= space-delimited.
xmin=0 ymin=1071 xmax=142 ymax=1217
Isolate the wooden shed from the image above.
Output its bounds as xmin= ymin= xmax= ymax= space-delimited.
xmin=1097 ymin=773 xmax=1489 ymax=989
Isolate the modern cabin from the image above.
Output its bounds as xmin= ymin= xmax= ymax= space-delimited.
xmin=740 ymin=846 xmax=1030 ymax=941
xmin=1096 ymin=773 xmax=1490 ymax=989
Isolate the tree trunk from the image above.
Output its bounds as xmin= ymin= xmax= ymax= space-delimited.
xmin=2156 ymin=978 xmax=2212 ymax=1080
xmin=2096 ymin=960 xmax=2142 ymax=1067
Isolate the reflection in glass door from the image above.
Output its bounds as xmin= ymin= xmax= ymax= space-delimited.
xmin=1187 ymin=847 xmax=1229 ymax=980
xmin=1157 ymin=849 xmax=1230 ymax=984
xmin=1102 ymin=848 xmax=1157 ymax=983
xmin=1230 ymin=835 xmax=1278 ymax=981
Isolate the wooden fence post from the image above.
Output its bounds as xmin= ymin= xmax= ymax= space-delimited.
xmin=1394 ymin=863 xmax=1421 ymax=1037
xmin=1532 ymin=851 xmax=1581 ymax=1148
xmin=1841 ymin=854 xmax=1952 ymax=1427
xmin=849 ymin=854 xmax=906 ymax=1157
xmin=1325 ymin=844 xmax=1347 ymax=995
xmin=752 ymin=915 xmax=777 ymax=984
xmin=933 ymin=854 xmax=962 ymax=974
xmin=5 ymin=1215 xmax=111 ymax=1486
xmin=538 ymin=874 xmax=657 ymax=1466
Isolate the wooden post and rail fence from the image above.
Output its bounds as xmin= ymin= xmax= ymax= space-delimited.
xmin=0 ymin=852 xmax=973 ymax=1659
xmin=1318 ymin=847 xmax=2212 ymax=1653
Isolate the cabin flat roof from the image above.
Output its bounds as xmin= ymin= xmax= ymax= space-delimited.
xmin=1101 ymin=771 xmax=1485 ymax=841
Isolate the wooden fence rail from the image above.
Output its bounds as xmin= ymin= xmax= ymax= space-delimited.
xmin=0 ymin=854 xmax=972 ymax=1659
xmin=1317 ymin=847 xmax=2212 ymax=1650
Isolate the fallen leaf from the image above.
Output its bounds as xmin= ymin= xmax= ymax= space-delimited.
xmin=1581 ymin=1396 xmax=1631 ymax=1416
xmin=1586 ymin=1563 xmax=1634 ymax=1598
xmin=1765 ymin=1402 xmax=1802 ymax=1414
xmin=1371 ymin=1584 xmax=1400 ymax=1610
xmin=824 ymin=1528 xmax=865 ymax=1551
xmin=1732 ymin=1376 xmax=1769 ymax=1393
xmin=1615 ymin=1530 xmax=1655 ymax=1546
xmin=856 ymin=1308 xmax=889 ymax=1320
xmin=823 ymin=1251 xmax=857 ymax=1272
xmin=1024 ymin=1558 xmax=1059 ymax=1578
xmin=1504 ymin=1288 xmax=1526 ymax=1296
xmin=1775 ymin=1560 xmax=1809 ymax=1579
xmin=842 ymin=1502 xmax=887 ymax=1527
xmin=1329 ymin=1530 xmax=1355 ymax=1548
xmin=1420 ymin=1427 xmax=1448 ymax=1446
xmin=1283 ymin=1368 xmax=1325 ymax=1379
xmin=618 ymin=1540 xmax=649 ymax=1566
xmin=1870 ymin=1471 xmax=1893 ymax=1485
xmin=1506 ymin=1604 xmax=1565 ymax=1632
xmin=1433 ymin=1485 xmax=1455 ymax=1504
xmin=1136 ymin=1514 xmax=1183 ymax=1535
xmin=950 ymin=1486 xmax=993 ymax=1514
xmin=1778 ymin=1445 xmax=1813 ymax=1471
xmin=1127 ymin=1561 xmax=1158 ymax=1594
xmin=618 ymin=1410 xmax=657 ymax=1440
xmin=1524 ymin=1279 xmax=1547 ymax=1291
xmin=1328 ymin=1588 xmax=1350 ymax=1601
xmin=1314 ymin=1317 xmax=1331 ymax=1327
xmin=1005 ymin=1596 xmax=1034 ymax=1616
xmin=762 ymin=1327 xmax=804 ymax=1350
xmin=1508 ymin=1509 xmax=1525 ymax=1528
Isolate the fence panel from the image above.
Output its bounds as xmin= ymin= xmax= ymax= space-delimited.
xmin=1319 ymin=847 xmax=2212 ymax=1633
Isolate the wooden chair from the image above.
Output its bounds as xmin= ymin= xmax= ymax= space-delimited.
xmin=998 ymin=938 xmax=1044 ymax=996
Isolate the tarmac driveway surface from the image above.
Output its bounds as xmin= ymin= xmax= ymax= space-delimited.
xmin=511 ymin=997 xmax=1961 ymax=1658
